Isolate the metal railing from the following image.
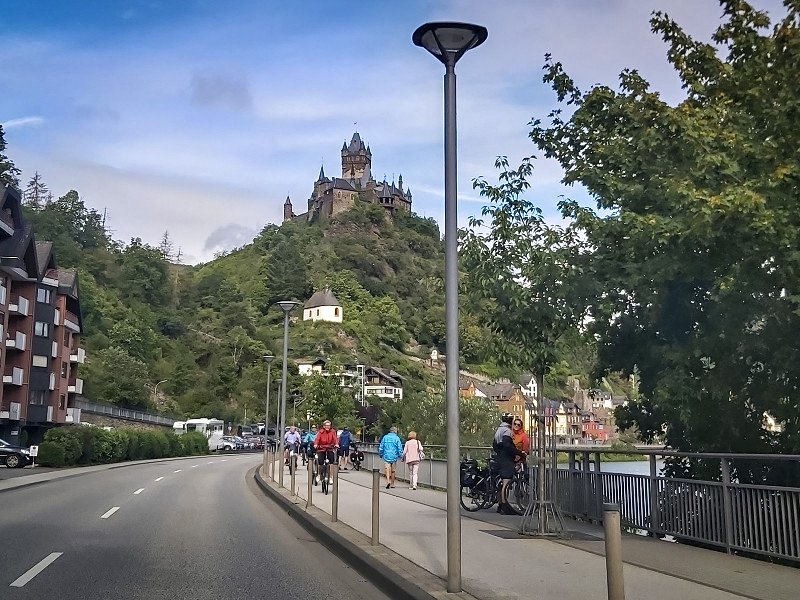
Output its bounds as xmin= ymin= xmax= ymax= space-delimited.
xmin=71 ymin=398 xmax=178 ymax=427
xmin=359 ymin=443 xmax=800 ymax=563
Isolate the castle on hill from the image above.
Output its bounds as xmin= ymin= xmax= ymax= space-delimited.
xmin=283 ymin=132 xmax=412 ymax=223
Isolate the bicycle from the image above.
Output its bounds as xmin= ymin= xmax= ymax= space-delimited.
xmin=316 ymin=450 xmax=335 ymax=495
xmin=460 ymin=457 xmax=525 ymax=515
xmin=287 ymin=442 xmax=299 ymax=476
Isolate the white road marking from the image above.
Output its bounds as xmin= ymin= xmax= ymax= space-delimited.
xmin=100 ymin=507 xmax=120 ymax=519
xmin=191 ymin=465 xmax=198 ymax=468
xmin=133 ymin=488 xmax=145 ymax=495
xmin=221 ymin=459 xmax=228 ymax=462
xmin=173 ymin=469 xmax=182 ymax=473
xmin=207 ymin=461 xmax=214 ymax=464
xmin=9 ymin=552 xmax=63 ymax=587
xmin=154 ymin=477 xmax=164 ymax=482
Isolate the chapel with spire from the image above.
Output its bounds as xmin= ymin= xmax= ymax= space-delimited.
xmin=283 ymin=132 xmax=412 ymax=223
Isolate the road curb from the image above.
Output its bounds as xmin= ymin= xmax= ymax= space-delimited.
xmin=253 ymin=467 xmax=462 ymax=600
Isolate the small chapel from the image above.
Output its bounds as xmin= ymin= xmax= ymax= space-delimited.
xmin=284 ymin=133 xmax=412 ymax=223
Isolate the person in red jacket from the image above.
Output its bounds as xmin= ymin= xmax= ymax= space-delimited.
xmin=313 ymin=420 xmax=338 ymax=485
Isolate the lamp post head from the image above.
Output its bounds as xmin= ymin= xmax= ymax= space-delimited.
xmin=276 ymin=300 xmax=300 ymax=314
xmin=412 ymin=22 xmax=487 ymax=65
xmin=263 ymin=355 xmax=275 ymax=365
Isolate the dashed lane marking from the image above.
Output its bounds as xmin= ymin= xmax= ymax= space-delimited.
xmin=9 ymin=552 xmax=63 ymax=587
xmin=133 ymin=488 xmax=145 ymax=495
xmin=154 ymin=477 xmax=164 ymax=482
xmin=100 ymin=507 xmax=120 ymax=519
xmin=173 ymin=469 xmax=182 ymax=473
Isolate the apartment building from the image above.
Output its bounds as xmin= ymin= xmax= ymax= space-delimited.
xmin=0 ymin=185 xmax=84 ymax=446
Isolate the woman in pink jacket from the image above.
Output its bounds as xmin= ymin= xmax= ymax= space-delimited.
xmin=402 ymin=431 xmax=424 ymax=490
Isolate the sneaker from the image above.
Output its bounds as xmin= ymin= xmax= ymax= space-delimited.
xmin=386 ymin=483 xmax=391 ymax=489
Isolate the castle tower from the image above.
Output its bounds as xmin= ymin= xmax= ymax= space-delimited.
xmin=283 ymin=195 xmax=293 ymax=222
xmin=341 ymin=132 xmax=372 ymax=186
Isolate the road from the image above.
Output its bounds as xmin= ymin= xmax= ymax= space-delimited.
xmin=0 ymin=454 xmax=392 ymax=600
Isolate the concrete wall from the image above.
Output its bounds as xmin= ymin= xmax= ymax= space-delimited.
xmin=79 ymin=413 xmax=173 ymax=431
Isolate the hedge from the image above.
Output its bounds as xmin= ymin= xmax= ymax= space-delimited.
xmin=37 ymin=426 xmax=209 ymax=467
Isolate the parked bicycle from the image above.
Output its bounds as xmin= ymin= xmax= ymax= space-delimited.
xmin=459 ymin=457 xmax=528 ymax=514
xmin=349 ymin=441 xmax=364 ymax=471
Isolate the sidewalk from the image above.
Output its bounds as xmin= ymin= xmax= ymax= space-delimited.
xmin=263 ymin=459 xmax=800 ymax=600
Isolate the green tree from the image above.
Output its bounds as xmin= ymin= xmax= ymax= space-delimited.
xmin=118 ymin=238 xmax=170 ymax=305
xmin=0 ymin=125 xmax=20 ymax=188
xmin=264 ymin=240 xmax=312 ymax=306
xmin=300 ymin=371 xmax=358 ymax=427
xmin=23 ymin=171 xmax=51 ymax=208
xmin=529 ymin=1 xmax=800 ymax=464
xmin=461 ymin=156 xmax=593 ymax=405
xmin=83 ymin=347 xmax=151 ymax=408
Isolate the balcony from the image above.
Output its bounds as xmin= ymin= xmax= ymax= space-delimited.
xmin=64 ymin=311 xmax=80 ymax=333
xmin=5 ymin=331 xmax=26 ymax=351
xmin=68 ymin=378 xmax=84 ymax=394
xmin=9 ymin=296 xmax=30 ymax=317
xmin=3 ymin=367 xmax=23 ymax=386
xmin=52 ymin=340 xmax=58 ymax=358
xmin=49 ymin=372 xmax=56 ymax=391
xmin=70 ymin=347 xmax=86 ymax=364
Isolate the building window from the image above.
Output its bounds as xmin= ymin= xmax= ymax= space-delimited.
xmin=64 ymin=331 xmax=71 ymax=346
xmin=59 ymin=395 xmax=66 ymax=410
xmin=32 ymin=355 xmax=48 ymax=368
xmin=29 ymin=390 xmax=48 ymax=405
xmin=61 ymin=362 xmax=68 ymax=378
xmin=37 ymin=288 xmax=52 ymax=304
xmin=334 ymin=308 xmax=339 ymax=317
xmin=316 ymin=309 xmax=319 ymax=316
xmin=35 ymin=321 xmax=50 ymax=337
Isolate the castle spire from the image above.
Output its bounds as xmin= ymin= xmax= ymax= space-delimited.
xmin=283 ymin=195 xmax=293 ymax=223
xmin=317 ymin=165 xmax=326 ymax=181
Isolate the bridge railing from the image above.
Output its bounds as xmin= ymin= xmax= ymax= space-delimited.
xmin=357 ymin=442 xmax=800 ymax=563
xmin=71 ymin=398 xmax=178 ymax=427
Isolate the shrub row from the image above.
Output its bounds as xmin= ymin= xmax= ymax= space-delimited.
xmin=37 ymin=426 xmax=208 ymax=468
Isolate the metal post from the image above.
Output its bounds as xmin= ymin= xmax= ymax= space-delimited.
xmin=291 ymin=462 xmax=297 ymax=497
xmin=649 ymin=454 xmax=660 ymax=537
xmin=279 ymin=311 xmax=290 ymax=488
xmin=332 ymin=464 xmax=339 ymax=522
xmin=372 ymin=468 xmax=380 ymax=545
xmin=443 ymin=56 xmax=462 ymax=594
xmin=721 ymin=458 xmax=734 ymax=554
xmin=263 ymin=359 xmax=272 ymax=476
xmin=603 ymin=503 xmax=626 ymax=600
xmin=582 ymin=451 xmax=591 ymax=519
xmin=306 ymin=455 xmax=313 ymax=509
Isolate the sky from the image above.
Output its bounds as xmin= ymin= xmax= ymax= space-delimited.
xmin=0 ymin=0 xmax=787 ymax=264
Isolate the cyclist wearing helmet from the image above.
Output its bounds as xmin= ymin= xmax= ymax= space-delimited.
xmin=313 ymin=420 xmax=338 ymax=484
xmin=493 ymin=412 xmax=523 ymax=514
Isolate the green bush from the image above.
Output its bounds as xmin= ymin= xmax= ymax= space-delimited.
xmin=180 ymin=431 xmax=209 ymax=455
xmin=37 ymin=441 xmax=66 ymax=467
xmin=43 ymin=427 xmax=83 ymax=465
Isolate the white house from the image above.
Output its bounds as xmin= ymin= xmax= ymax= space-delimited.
xmin=303 ymin=288 xmax=343 ymax=323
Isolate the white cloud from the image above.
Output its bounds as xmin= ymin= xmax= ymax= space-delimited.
xmin=2 ymin=116 xmax=44 ymax=130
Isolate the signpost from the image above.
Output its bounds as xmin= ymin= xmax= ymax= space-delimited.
xmin=29 ymin=445 xmax=39 ymax=468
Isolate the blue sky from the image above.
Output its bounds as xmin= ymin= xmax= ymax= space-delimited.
xmin=1 ymin=0 xmax=787 ymax=263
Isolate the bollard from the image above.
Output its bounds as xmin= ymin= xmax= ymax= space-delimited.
xmin=332 ymin=464 xmax=339 ymax=522
xmin=268 ymin=449 xmax=274 ymax=481
xmin=290 ymin=461 xmax=297 ymax=497
xmin=371 ymin=468 xmax=380 ymax=545
xmin=306 ymin=455 xmax=313 ymax=509
xmin=603 ymin=503 xmax=626 ymax=600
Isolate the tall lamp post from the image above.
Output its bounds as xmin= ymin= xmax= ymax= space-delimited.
xmin=413 ymin=22 xmax=487 ymax=594
xmin=152 ymin=379 xmax=168 ymax=406
xmin=263 ymin=355 xmax=274 ymax=475
xmin=276 ymin=300 xmax=299 ymax=488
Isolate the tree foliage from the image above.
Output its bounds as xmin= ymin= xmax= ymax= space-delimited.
xmin=527 ymin=0 xmax=800 ymax=459
xmin=0 ymin=125 xmax=21 ymax=188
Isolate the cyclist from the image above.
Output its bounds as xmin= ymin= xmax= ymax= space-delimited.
xmin=301 ymin=424 xmax=318 ymax=466
xmin=313 ymin=420 xmax=338 ymax=485
xmin=284 ymin=425 xmax=301 ymax=466
xmin=493 ymin=412 xmax=524 ymax=515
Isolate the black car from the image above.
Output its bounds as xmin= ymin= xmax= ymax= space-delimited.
xmin=0 ymin=438 xmax=32 ymax=468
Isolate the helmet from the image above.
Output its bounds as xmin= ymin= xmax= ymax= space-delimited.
xmin=501 ymin=412 xmax=514 ymax=425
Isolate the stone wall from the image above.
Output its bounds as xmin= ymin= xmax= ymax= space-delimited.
xmin=80 ymin=413 xmax=173 ymax=431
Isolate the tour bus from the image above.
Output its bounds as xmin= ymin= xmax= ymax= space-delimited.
xmin=173 ymin=418 xmax=225 ymax=451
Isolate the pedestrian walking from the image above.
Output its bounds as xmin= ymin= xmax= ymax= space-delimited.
xmin=402 ymin=431 xmax=424 ymax=490
xmin=378 ymin=426 xmax=403 ymax=489
xmin=338 ymin=426 xmax=352 ymax=470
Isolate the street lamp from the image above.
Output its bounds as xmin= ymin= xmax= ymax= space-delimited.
xmin=413 ymin=21 xmax=487 ymax=594
xmin=263 ymin=355 xmax=274 ymax=475
xmin=153 ymin=379 xmax=168 ymax=406
xmin=276 ymin=300 xmax=299 ymax=488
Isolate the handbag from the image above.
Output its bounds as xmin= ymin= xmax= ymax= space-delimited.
xmin=418 ymin=441 xmax=425 ymax=461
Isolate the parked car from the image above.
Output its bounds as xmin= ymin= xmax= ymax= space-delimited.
xmin=0 ymin=438 xmax=33 ymax=468
xmin=217 ymin=436 xmax=238 ymax=451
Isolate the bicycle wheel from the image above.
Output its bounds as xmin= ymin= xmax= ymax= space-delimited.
xmin=321 ymin=465 xmax=329 ymax=495
xmin=460 ymin=485 xmax=483 ymax=511
xmin=508 ymin=476 xmax=530 ymax=515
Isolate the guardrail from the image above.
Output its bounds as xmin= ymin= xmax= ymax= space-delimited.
xmin=357 ymin=443 xmax=800 ymax=563
xmin=71 ymin=398 xmax=178 ymax=427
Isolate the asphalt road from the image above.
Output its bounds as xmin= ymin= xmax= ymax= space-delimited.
xmin=0 ymin=454 xmax=393 ymax=600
